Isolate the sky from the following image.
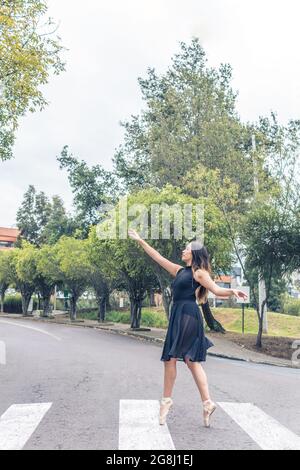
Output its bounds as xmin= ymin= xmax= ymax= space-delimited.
xmin=1 ymin=0 xmax=299 ymax=227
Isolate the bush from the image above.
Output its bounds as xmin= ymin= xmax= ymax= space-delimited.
xmin=3 ymin=294 xmax=23 ymax=314
xmin=281 ymin=294 xmax=300 ymax=317
xmin=3 ymin=294 xmax=38 ymax=314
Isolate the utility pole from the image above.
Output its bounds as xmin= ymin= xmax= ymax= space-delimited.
xmin=252 ymin=135 xmax=268 ymax=334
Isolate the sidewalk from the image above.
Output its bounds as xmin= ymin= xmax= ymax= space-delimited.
xmin=0 ymin=313 xmax=298 ymax=369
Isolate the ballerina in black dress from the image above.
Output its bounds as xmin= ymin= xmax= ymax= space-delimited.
xmin=128 ymin=229 xmax=248 ymax=428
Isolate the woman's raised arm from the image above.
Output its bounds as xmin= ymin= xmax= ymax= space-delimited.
xmin=128 ymin=229 xmax=182 ymax=277
xmin=194 ymin=268 xmax=248 ymax=302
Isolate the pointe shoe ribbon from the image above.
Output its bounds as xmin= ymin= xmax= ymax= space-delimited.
xmin=159 ymin=397 xmax=173 ymax=425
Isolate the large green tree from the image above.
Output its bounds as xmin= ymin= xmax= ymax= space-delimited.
xmin=0 ymin=0 xmax=65 ymax=161
xmin=57 ymin=146 xmax=122 ymax=235
xmin=113 ymin=38 xmax=254 ymax=204
xmin=91 ymin=214 xmax=158 ymax=330
xmin=188 ymin=113 xmax=300 ymax=348
xmin=54 ymin=236 xmax=91 ymax=321
xmin=9 ymin=241 xmax=37 ymax=315
xmin=16 ymin=186 xmax=76 ymax=246
xmin=125 ymin=185 xmax=233 ymax=332
xmin=35 ymin=244 xmax=61 ymax=317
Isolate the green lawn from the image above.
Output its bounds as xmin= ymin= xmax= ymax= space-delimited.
xmin=212 ymin=307 xmax=300 ymax=338
xmin=81 ymin=306 xmax=300 ymax=338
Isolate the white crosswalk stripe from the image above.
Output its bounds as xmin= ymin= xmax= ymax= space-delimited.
xmin=119 ymin=400 xmax=176 ymax=450
xmin=1 ymin=400 xmax=299 ymax=450
xmin=0 ymin=403 xmax=52 ymax=450
xmin=218 ymin=402 xmax=300 ymax=450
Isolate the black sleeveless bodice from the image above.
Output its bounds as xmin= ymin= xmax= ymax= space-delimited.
xmin=160 ymin=265 xmax=214 ymax=363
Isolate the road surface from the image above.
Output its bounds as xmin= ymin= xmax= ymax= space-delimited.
xmin=0 ymin=319 xmax=299 ymax=450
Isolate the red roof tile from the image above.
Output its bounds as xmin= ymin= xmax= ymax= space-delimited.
xmin=0 ymin=227 xmax=20 ymax=243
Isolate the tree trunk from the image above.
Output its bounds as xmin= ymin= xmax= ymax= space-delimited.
xmin=0 ymin=283 xmax=8 ymax=313
xmin=98 ymin=296 xmax=106 ymax=323
xmin=21 ymin=292 xmax=33 ymax=316
xmin=130 ymin=297 xmax=143 ymax=329
xmin=256 ymin=300 xmax=267 ymax=348
xmin=42 ymin=296 xmax=52 ymax=318
xmin=105 ymin=289 xmax=111 ymax=312
xmin=70 ymin=296 xmax=77 ymax=321
xmin=256 ymin=319 xmax=263 ymax=348
xmin=0 ymin=292 xmax=5 ymax=313
xmin=201 ymin=302 xmax=226 ymax=333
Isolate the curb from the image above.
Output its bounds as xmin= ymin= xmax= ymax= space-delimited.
xmin=0 ymin=315 xmax=297 ymax=370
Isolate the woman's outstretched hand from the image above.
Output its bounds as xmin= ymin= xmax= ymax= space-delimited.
xmin=128 ymin=229 xmax=143 ymax=242
xmin=231 ymin=289 xmax=248 ymax=301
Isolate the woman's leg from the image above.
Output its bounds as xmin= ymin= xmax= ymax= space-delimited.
xmin=163 ymin=358 xmax=177 ymax=397
xmin=184 ymin=358 xmax=210 ymax=402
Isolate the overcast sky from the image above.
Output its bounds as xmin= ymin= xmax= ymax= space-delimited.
xmin=1 ymin=0 xmax=299 ymax=227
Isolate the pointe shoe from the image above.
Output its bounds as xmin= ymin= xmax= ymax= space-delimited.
xmin=159 ymin=397 xmax=173 ymax=425
xmin=203 ymin=399 xmax=217 ymax=428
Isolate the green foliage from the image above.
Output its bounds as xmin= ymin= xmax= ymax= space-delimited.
xmin=3 ymin=293 xmax=38 ymax=314
xmin=0 ymin=0 xmax=66 ymax=160
xmin=55 ymin=237 xmax=91 ymax=284
xmin=54 ymin=236 xmax=92 ymax=319
xmin=0 ymin=250 xmax=13 ymax=285
xmin=97 ymin=309 xmax=168 ymax=328
xmin=113 ymin=38 xmax=254 ymax=198
xmin=16 ymin=186 xmax=76 ymax=246
xmin=57 ymin=146 xmax=122 ymax=232
xmin=280 ymin=294 xmax=300 ymax=317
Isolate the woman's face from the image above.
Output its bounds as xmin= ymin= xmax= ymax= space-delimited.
xmin=181 ymin=243 xmax=192 ymax=264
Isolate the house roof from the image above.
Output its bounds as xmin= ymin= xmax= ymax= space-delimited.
xmin=0 ymin=227 xmax=20 ymax=243
xmin=215 ymin=275 xmax=232 ymax=283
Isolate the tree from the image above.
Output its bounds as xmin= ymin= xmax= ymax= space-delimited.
xmin=57 ymin=146 xmax=122 ymax=235
xmin=87 ymin=229 xmax=114 ymax=322
xmin=113 ymin=38 xmax=254 ymax=201
xmin=191 ymin=113 xmax=300 ymax=348
xmin=16 ymin=185 xmax=51 ymax=245
xmin=10 ymin=242 xmax=37 ymax=315
xmin=241 ymin=191 xmax=300 ymax=348
xmin=35 ymin=244 xmax=61 ymax=317
xmin=54 ymin=237 xmax=91 ymax=321
xmin=0 ymin=250 xmax=12 ymax=312
xmin=17 ymin=186 xmax=76 ymax=246
xmin=0 ymin=0 xmax=65 ymax=161
xmin=93 ymin=186 xmax=233 ymax=331
xmin=128 ymin=185 xmax=233 ymax=332
xmin=91 ymin=221 xmax=158 ymax=330
xmin=42 ymin=195 xmax=77 ymax=244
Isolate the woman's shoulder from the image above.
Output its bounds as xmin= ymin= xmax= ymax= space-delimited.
xmin=175 ymin=266 xmax=185 ymax=276
xmin=192 ymin=267 xmax=207 ymax=281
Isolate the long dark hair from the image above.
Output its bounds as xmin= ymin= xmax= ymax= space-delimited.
xmin=190 ymin=241 xmax=212 ymax=305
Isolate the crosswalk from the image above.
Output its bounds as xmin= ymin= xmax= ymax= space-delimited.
xmin=0 ymin=400 xmax=299 ymax=450
xmin=0 ymin=403 xmax=52 ymax=450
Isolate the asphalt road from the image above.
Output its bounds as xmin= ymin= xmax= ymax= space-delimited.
xmin=0 ymin=319 xmax=299 ymax=450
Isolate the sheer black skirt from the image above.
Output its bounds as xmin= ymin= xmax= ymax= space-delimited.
xmin=160 ymin=300 xmax=214 ymax=363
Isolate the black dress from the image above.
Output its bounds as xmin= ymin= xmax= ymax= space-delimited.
xmin=160 ymin=266 xmax=214 ymax=363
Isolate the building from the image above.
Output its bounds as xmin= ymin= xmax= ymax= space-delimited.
xmin=287 ymin=271 xmax=300 ymax=299
xmin=0 ymin=227 xmax=20 ymax=251
xmin=209 ymin=266 xmax=244 ymax=307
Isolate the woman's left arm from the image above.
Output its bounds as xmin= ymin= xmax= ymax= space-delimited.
xmin=194 ymin=269 xmax=248 ymax=302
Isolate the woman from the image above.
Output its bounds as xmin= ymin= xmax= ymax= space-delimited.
xmin=128 ymin=229 xmax=248 ymax=428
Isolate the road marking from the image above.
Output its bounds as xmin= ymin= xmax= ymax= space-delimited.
xmin=218 ymin=402 xmax=300 ymax=450
xmin=119 ymin=400 xmax=176 ymax=450
xmin=0 ymin=403 xmax=52 ymax=450
xmin=0 ymin=320 xmax=61 ymax=341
